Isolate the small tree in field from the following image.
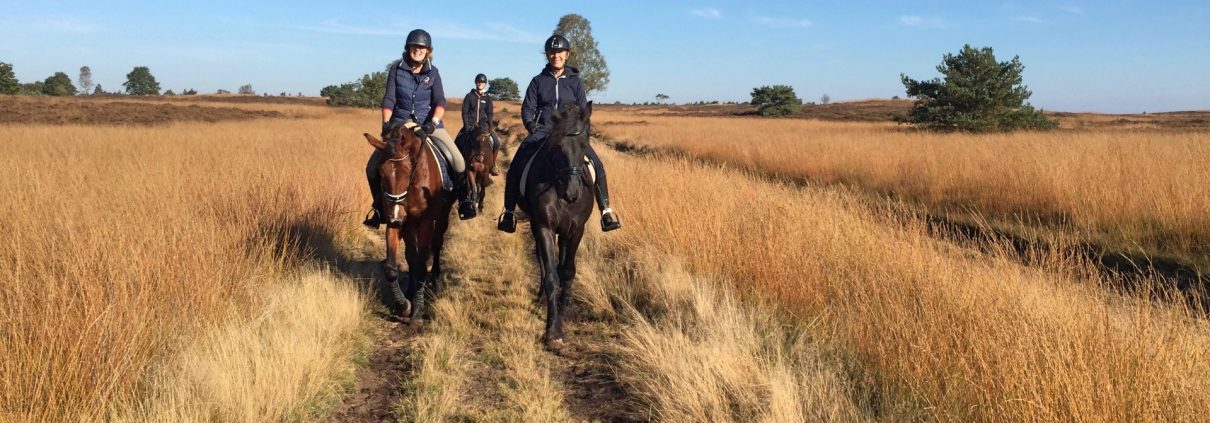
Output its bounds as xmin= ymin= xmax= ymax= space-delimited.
xmin=750 ymin=85 xmax=802 ymax=116
xmin=901 ymin=44 xmax=1057 ymax=132
xmin=820 ymin=94 xmax=830 ymax=104
xmin=238 ymin=84 xmax=254 ymax=95
xmin=655 ymin=93 xmax=670 ymax=104
xmin=93 ymin=84 xmax=105 ymax=95
xmin=124 ymin=66 xmax=160 ymax=95
xmin=0 ymin=61 xmax=18 ymax=94
xmin=487 ymin=77 xmax=519 ymax=101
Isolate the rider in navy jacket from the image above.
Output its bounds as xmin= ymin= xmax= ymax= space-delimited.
xmin=365 ymin=29 xmax=478 ymax=228
xmin=497 ymin=34 xmax=621 ymax=233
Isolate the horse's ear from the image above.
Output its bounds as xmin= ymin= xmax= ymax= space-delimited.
xmin=364 ymin=133 xmax=387 ymax=151
xmin=583 ymin=101 xmax=593 ymax=122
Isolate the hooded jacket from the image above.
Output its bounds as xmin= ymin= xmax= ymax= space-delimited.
xmin=381 ymin=58 xmax=446 ymax=128
xmin=461 ymin=89 xmax=494 ymax=131
xmin=521 ymin=65 xmax=586 ymax=135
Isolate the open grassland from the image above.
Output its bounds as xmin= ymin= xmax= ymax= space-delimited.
xmin=586 ymin=145 xmax=1210 ymax=421
xmin=594 ymin=113 xmax=1210 ymax=271
xmin=0 ymin=103 xmax=376 ymax=421
xmin=7 ymin=95 xmax=1210 ymax=422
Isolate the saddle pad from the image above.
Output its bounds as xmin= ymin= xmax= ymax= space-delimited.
xmin=520 ymin=154 xmax=595 ymax=197
xmin=425 ymin=138 xmax=454 ymax=192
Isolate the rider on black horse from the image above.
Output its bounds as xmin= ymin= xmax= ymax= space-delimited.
xmin=496 ymin=34 xmax=622 ymax=233
xmin=364 ymin=28 xmax=479 ymax=228
xmin=460 ymin=73 xmax=499 ymax=175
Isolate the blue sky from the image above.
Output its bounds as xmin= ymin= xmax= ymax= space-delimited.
xmin=1 ymin=1 xmax=1207 ymax=113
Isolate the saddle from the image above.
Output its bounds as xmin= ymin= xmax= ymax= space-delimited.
xmin=519 ymin=152 xmax=596 ymax=197
xmin=401 ymin=121 xmax=454 ymax=192
xmin=424 ymin=138 xmax=454 ymax=192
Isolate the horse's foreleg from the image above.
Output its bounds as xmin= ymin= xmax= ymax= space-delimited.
xmin=466 ymin=170 xmax=480 ymax=211
xmin=532 ymin=226 xmax=562 ymax=347
xmin=556 ymin=229 xmax=585 ymax=340
xmin=384 ymin=226 xmax=409 ymax=314
xmin=407 ymin=225 xmax=433 ymax=321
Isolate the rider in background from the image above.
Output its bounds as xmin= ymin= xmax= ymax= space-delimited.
xmin=364 ymin=29 xmax=478 ymax=228
xmin=461 ymin=73 xmax=499 ymax=175
xmin=496 ymin=34 xmax=621 ymax=233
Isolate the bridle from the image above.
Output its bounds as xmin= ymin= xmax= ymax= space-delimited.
xmin=545 ymin=126 xmax=587 ymax=187
xmin=382 ymin=127 xmax=420 ymax=222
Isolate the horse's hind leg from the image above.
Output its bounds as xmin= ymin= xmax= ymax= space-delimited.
xmin=429 ymin=214 xmax=451 ymax=297
xmin=532 ymin=226 xmax=563 ymax=348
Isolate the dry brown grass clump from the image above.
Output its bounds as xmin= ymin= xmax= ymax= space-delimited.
xmin=595 ymin=114 xmax=1210 ymax=269
xmin=0 ymin=105 xmax=375 ymax=421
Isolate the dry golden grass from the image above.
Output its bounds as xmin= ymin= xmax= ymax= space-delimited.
xmin=585 ymin=144 xmax=1210 ymax=421
xmin=0 ymin=105 xmax=375 ymax=421
xmin=595 ymin=114 xmax=1210 ymax=268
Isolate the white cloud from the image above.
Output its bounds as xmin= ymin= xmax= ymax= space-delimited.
xmin=898 ymin=15 xmax=946 ymax=29
xmin=1014 ymin=15 xmax=1051 ymax=24
xmin=692 ymin=8 xmax=722 ymax=19
xmin=272 ymin=18 xmax=543 ymax=43
xmin=750 ymin=16 xmax=812 ymax=29
xmin=1060 ymin=5 xmax=1085 ymax=15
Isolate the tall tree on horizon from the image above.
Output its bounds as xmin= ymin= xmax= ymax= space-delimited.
xmin=78 ymin=66 xmax=93 ymax=95
xmin=553 ymin=14 xmax=609 ymax=96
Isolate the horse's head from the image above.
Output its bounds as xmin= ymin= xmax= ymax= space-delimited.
xmin=363 ymin=121 xmax=424 ymax=225
xmin=546 ymin=101 xmax=592 ymax=203
xmin=473 ymin=121 xmax=494 ymax=151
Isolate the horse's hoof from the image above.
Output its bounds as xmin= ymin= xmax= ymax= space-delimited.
xmin=544 ymin=337 xmax=565 ymax=352
xmin=396 ymin=299 xmax=412 ymax=318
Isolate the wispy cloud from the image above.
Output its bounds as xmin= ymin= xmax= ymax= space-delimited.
xmin=1060 ymin=5 xmax=1085 ymax=15
xmin=1014 ymin=15 xmax=1052 ymax=24
xmin=251 ymin=18 xmax=543 ymax=43
xmin=898 ymin=15 xmax=946 ymax=29
xmin=750 ymin=16 xmax=812 ymax=29
xmin=0 ymin=16 xmax=102 ymax=34
xmin=692 ymin=8 xmax=722 ymax=19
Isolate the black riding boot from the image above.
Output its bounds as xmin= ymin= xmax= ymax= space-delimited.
xmin=586 ymin=146 xmax=621 ymax=232
xmin=364 ymin=175 xmax=384 ymax=229
xmin=497 ymin=142 xmax=540 ymax=233
xmin=456 ymin=171 xmax=478 ymax=220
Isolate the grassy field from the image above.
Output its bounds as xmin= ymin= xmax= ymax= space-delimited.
xmin=5 ymin=96 xmax=1209 ymax=422
xmin=587 ymin=144 xmax=1210 ymax=421
xmin=593 ymin=112 xmax=1210 ymax=272
xmin=0 ymin=102 xmax=373 ymax=421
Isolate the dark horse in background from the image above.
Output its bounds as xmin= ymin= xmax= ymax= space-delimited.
xmin=517 ymin=102 xmax=596 ymax=350
xmin=363 ymin=121 xmax=454 ymax=322
xmin=456 ymin=121 xmax=498 ymax=214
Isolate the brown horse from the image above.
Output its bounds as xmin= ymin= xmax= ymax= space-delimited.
xmin=517 ymin=102 xmax=595 ymax=350
xmin=363 ymin=121 xmax=454 ymax=321
xmin=457 ymin=121 xmax=498 ymax=214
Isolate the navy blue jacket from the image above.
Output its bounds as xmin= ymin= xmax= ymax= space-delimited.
xmin=382 ymin=59 xmax=447 ymax=128
xmin=521 ymin=65 xmax=587 ymax=135
xmin=461 ymin=89 xmax=494 ymax=131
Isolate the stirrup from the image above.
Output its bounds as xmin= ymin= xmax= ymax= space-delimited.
xmin=362 ymin=208 xmax=383 ymax=229
xmin=600 ymin=208 xmax=621 ymax=232
xmin=497 ymin=210 xmax=516 ymax=233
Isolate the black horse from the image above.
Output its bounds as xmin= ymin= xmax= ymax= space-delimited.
xmin=517 ymin=102 xmax=595 ymax=350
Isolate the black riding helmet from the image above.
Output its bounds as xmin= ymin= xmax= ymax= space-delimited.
xmin=544 ymin=34 xmax=571 ymax=52
xmin=406 ymin=29 xmax=432 ymax=48
xmin=475 ymin=73 xmax=487 ymax=83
